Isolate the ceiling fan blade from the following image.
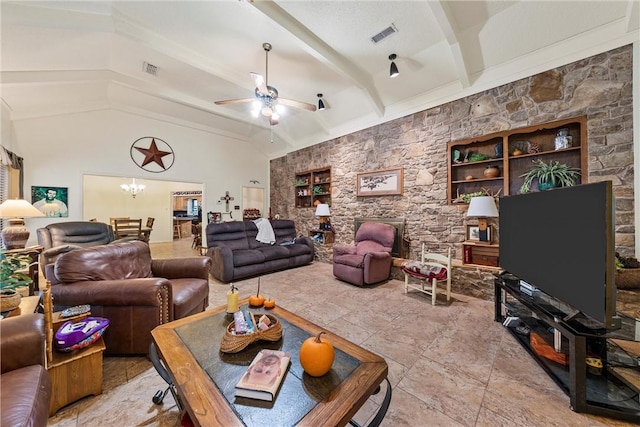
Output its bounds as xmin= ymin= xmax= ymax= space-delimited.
xmin=278 ymin=98 xmax=317 ymax=112
xmin=214 ymin=98 xmax=254 ymax=105
xmin=251 ymin=72 xmax=269 ymax=96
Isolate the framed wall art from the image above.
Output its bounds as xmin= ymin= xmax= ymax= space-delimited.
xmin=356 ymin=167 xmax=404 ymax=197
xmin=31 ymin=186 xmax=68 ymax=217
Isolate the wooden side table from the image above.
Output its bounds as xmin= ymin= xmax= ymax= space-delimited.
xmin=43 ymin=283 xmax=105 ymax=415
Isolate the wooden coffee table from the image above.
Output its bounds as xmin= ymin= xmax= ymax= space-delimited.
xmin=151 ymin=300 xmax=389 ymax=426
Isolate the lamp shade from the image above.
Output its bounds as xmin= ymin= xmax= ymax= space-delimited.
xmin=0 ymin=199 xmax=46 ymax=218
xmin=0 ymin=199 xmax=44 ymax=249
xmin=466 ymin=196 xmax=498 ymax=218
xmin=315 ymin=204 xmax=330 ymax=216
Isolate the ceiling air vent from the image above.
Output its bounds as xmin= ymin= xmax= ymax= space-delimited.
xmin=371 ymin=24 xmax=398 ymax=44
xmin=142 ymin=62 xmax=159 ymax=76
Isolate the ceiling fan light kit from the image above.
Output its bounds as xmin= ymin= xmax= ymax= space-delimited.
xmin=389 ymin=54 xmax=399 ymax=78
xmin=317 ymin=94 xmax=325 ymax=111
xmin=215 ymin=42 xmax=316 ymax=126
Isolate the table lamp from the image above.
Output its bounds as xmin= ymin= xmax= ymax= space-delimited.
xmin=466 ymin=196 xmax=498 ymax=242
xmin=0 ymin=199 xmax=45 ymax=249
xmin=315 ymin=204 xmax=332 ymax=231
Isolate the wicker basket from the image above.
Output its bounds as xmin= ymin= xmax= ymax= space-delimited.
xmin=0 ymin=290 xmax=21 ymax=312
xmin=616 ymin=268 xmax=640 ymax=290
xmin=220 ymin=313 xmax=282 ymax=353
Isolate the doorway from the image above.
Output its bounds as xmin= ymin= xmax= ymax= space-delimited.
xmin=242 ymin=186 xmax=265 ymax=219
xmin=83 ymin=174 xmax=203 ymax=243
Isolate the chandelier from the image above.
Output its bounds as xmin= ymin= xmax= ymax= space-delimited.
xmin=121 ymin=178 xmax=145 ymax=198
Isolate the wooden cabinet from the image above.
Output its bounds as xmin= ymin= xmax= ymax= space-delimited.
xmin=462 ymin=241 xmax=499 ymax=268
xmin=447 ymin=116 xmax=587 ymax=204
xmin=295 ymin=167 xmax=331 ymax=208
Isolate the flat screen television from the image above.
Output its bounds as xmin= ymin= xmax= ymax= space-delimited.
xmin=499 ymin=181 xmax=618 ymax=330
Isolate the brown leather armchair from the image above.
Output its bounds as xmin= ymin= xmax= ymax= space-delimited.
xmin=37 ymin=220 xmax=138 ymax=271
xmin=0 ymin=313 xmax=52 ymax=426
xmin=332 ymin=222 xmax=395 ymax=286
xmin=45 ymin=241 xmax=211 ymax=355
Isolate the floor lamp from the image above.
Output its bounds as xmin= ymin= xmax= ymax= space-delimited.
xmin=466 ymin=196 xmax=498 ymax=242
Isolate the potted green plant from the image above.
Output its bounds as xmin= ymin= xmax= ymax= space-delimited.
xmin=519 ymin=159 xmax=580 ymax=193
xmin=0 ymin=250 xmax=34 ymax=312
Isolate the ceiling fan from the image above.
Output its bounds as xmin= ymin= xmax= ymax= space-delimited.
xmin=214 ymin=42 xmax=316 ymax=126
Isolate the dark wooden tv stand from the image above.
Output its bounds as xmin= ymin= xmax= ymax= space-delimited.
xmin=494 ymin=275 xmax=640 ymax=422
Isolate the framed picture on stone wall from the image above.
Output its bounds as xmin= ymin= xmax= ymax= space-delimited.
xmin=356 ymin=167 xmax=404 ymax=197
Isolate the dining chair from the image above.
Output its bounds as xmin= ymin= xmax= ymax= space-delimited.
xmin=113 ymin=218 xmax=143 ymax=240
xmin=401 ymin=244 xmax=451 ymax=306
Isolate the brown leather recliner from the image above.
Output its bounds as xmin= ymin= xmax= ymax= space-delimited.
xmin=37 ymin=220 xmax=138 ymax=271
xmin=0 ymin=313 xmax=52 ymax=426
xmin=45 ymin=241 xmax=211 ymax=355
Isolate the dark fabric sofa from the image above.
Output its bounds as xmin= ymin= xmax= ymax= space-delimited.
xmin=206 ymin=219 xmax=314 ymax=282
xmin=0 ymin=313 xmax=52 ymax=427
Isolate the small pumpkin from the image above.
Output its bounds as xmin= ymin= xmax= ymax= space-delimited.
xmin=263 ymin=298 xmax=276 ymax=309
xmin=249 ymin=294 xmax=265 ymax=307
xmin=299 ymin=331 xmax=335 ymax=377
xmin=249 ymin=278 xmax=265 ymax=307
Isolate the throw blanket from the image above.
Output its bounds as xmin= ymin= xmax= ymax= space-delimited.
xmin=401 ymin=260 xmax=447 ymax=281
xmin=253 ymin=218 xmax=275 ymax=244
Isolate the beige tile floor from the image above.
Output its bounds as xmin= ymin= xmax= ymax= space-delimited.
xmin=47 ymin=238 xmax=635 ymax=426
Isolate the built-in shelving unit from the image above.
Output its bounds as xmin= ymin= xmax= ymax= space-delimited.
xmin=295 ymin=167 xmax=331 ymax=208
xmin=447 ymin=116 xmax=587 ymax=204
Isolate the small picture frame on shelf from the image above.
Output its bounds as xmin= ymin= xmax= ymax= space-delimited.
xmin=467 ymin=225 xmax=480 ymax=241
xmin=467 ymin=225 xmax=492 ymax=242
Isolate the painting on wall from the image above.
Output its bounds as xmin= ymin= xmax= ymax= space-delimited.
xmin=31 ymin=186 xmax=68 ymax=217
xmin=356 ymin=167 xmax=404 ymax=197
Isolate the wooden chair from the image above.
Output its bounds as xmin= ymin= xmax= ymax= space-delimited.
xmin=191 ymin=223 xmax=202 ymax=249
xmin=113 ymin=218 xmax=142 ymax=240
xmin=402 ymin=244 xmax=451 ymax=306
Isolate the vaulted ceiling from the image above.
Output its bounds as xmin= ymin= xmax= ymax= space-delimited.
xmin=1 ymin=1 xmax=638 ymax=159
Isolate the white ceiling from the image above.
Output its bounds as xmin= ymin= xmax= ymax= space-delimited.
xmin=1 ymin=1 xmax=638 ymax=159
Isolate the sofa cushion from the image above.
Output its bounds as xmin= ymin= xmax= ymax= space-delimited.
xmin=233 ymin=249 xmax=266 ymax=267
xmin=334 ymin=253 xmax=365 ymax=268
xmin=55 ymin=241 xmax=153 ymax=283
xmin=207 ymin=221 xmax=250 ymax=251
xmin=286 ymin=243 xmax=313 ymax=257
xmin=257 ymin=246 xmax=290 ymax=261
xmin=170 ymin=278 xmax=210 ymax=319
xmin=356 ymin=240 xmax=387 ymax=255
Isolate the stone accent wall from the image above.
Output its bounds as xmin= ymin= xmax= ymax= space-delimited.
xmin=271 ymin=45 xmax=634 ymax=300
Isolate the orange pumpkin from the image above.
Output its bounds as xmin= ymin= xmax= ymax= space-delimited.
xmin=249 ymin=279 xmax=265 ymax=307
xmin=299 ymin=331 xmax=334 ymax=377
xmin=263 ymin=298 xmax=276 ymax=309
xmin=249 ymin=294 xmax=265 ymax=307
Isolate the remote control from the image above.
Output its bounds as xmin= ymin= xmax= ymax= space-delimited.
xmin=60 ymin=305 xmax=90 ymax=318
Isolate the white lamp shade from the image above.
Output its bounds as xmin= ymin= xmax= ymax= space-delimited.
xmin=315 ymin=204 xmax=330 ymax=216
xmin=466 ymin=196 xmax=498 ymax=218
xmin=0 ymin=199 xmax=45 ymax=218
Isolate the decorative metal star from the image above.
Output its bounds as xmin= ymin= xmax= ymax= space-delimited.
xmin=135 ymin=138 xmax=172 ymax=169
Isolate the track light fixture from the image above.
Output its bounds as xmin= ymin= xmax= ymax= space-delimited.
xmin=389 ymin=53 xmax=399 ymax=78
xmin=317 ymin=94 xmax=325 ymax=110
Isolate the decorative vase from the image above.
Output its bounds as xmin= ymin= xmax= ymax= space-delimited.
xmin=484 ymin=166 xmax=500 ymax=178
xmin=0 ymin=289 xmax=21 ymax=312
